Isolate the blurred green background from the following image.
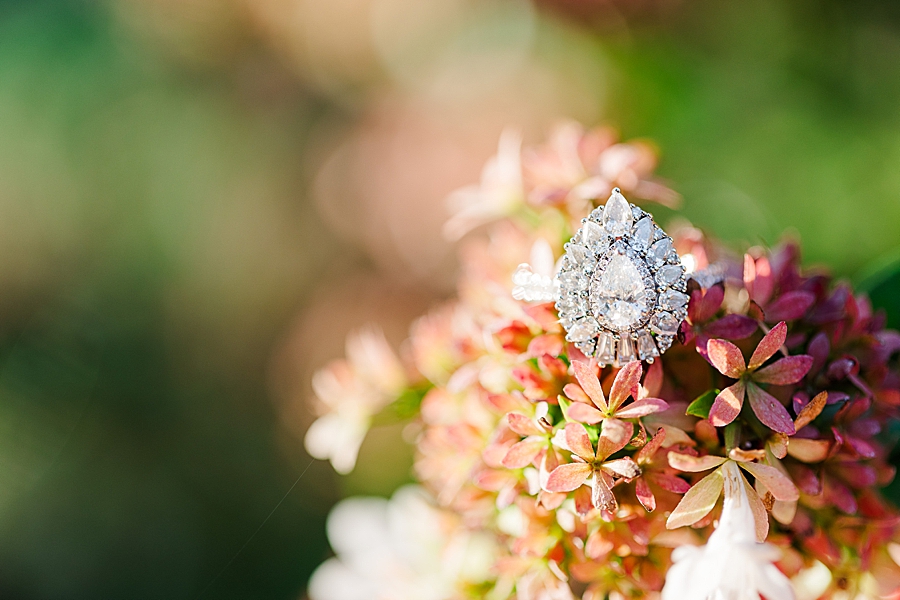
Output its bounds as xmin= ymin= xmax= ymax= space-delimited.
xmin=0 ymin=0 xmax=899 ymax=598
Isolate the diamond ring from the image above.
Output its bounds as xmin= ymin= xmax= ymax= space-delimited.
xmin=513 ymin=188 xmax=693 ymax=366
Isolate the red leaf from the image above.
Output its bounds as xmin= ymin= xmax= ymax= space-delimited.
xmin=649 ymin=472 xmax=691 ymax=494
xmin=746 ymin=383 xmax=796 ymax=434
xmin=689 ymin=283 xmax=725 ymax=324
xmin=705 ymin=314 xmax=758 ymax=340
xmin=748 ymin=321 xmax=787 ymax=370
xmin=707 ymin=339 xmax=747 ymax=378
xmin=766 ymin=291 xmax=816 ymax=322
xmin=709 ymin=380 xmax=746 ymax=427
xmin=753 ymin=355 xmax=814 ymax=385
xmin=636 ymin=478 xmax=656 ymax=512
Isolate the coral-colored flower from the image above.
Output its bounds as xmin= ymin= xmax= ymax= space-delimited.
xmin=304 ymin=326 xmax=407 ymax=474
xmin=707 ymin=321 xmax=813 ymax=433
xmin=444 ymin=129 xmax=524 ymax=240
xmin=545 ymin=420 xmax=640 ymax=512
xmin=564 ymin=360 xmax=669 ymax=423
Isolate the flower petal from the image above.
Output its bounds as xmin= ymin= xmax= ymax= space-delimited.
xmin=765 ymin=290 xmax=816 ymax=322
xmin=709 ymin=380 xmax=746 ymax=427
xmin=649 ymin=472 xmax=691 ymax=494
xmin=563 ymin=382 xmax=591 ymax=404
xmin=744 ymin=254 xmax=774 ymax=305
xmin=738 ymin=461 xmax=799 ymax=502
xmin=635 ymin=427 xmax=666 ymax=464
xmin=688 ymin=283 xmax=725 ymax=324
xmin=668 ymin=452 xmax=727 ymax=472
xmin=746 ymin=383 xmax=796 ymax=434
xmin=564 ymin=422 xmax=595 ymax=460
xmin=786 ymin=438 xmax=831 ymax=463
xmin=707 ymin=338 xmax=747 ymax=378
xmin=748 ymin=321 xmax=787 ymax=370
xmin=635 ymin=477 xmax=656 ymax=511
xmin=794 ymin=390 xmax=827 ymax=430
xmin=546 ymin=462 xmax=593 ymax=492
xmin=502 ymin=437 xmax=546 ymax=469
xmin=572 ymin=360 xmax=607 ymax=412
xmin=666 ymin=468 xmax=725 ymax=529
xmin=595 ymin=418 xmax=633 ymax=459
xmin=592 ymin=471 xmax=617 ymax=512
xmin=602 ymin=457 xmax=641 ymax=479
xmin=615 ymin=397 xmax=669 ymax=419
xmin=642 ymin=359 xmax=664 ymax=398
xmin=507 ymin=412 xmax=544 ymax=436
xmin=741 ymin=468 xmax=770 ymax=542
xmin=566 ymin=402 xmax=605 ymax=424
xmin=609 ymin=360 xmax=642 ymax=412
xmin=754 ymin=355 xmax=814 ymax=385
xmin=705 ymin=313 xmax=759 ymax=340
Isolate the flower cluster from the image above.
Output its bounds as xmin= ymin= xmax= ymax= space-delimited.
xmin=306 ymin=122 xmax=900 ymax=599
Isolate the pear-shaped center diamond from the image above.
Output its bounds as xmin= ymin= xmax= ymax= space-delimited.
xmin=591 ymin=253 xmax=647 ymax=331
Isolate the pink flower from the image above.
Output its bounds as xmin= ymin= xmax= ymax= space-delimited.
xmin=443 ymin=129 xmax=524 ymax=240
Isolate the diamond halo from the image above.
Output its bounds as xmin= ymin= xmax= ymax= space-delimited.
xmin=555 ymin=188 xmax=688 ymax=366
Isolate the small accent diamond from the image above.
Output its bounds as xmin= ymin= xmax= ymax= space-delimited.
xmin=597 ymin=332 xmax=616 ymax=364
xmin=567 ymin=318 xmax=600 ymax=343
xmin=603 ymin=189 xmax=633 ymax=237
xmin=660 ymin=289 xmax=689 ymax=312
xmin=650 ymin=312 xmax=680 ymax=335
xmin=618 ymin=336 xmax=636 ymax=364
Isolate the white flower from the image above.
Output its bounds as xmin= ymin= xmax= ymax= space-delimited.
xmin=661 ymin=461 xmax=795 ymax=600
xmin=443 ymin=128 xmax=524 ymax=240
xmin=304 ymin=326 xmax=406 ymax=474
xmin=308 ymin=486 xmax=497 ymax=600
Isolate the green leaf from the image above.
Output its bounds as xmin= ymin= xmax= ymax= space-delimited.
xmin=392 ymin=386 xmax=430 ymax=419
xmin=724 ymin=421 xmax=741 ymax=450
xmin=557 ymin=395 xmax=572 ymax=422
xmin=584 ymin=423 xmax=600 ymax=447
xmin=686 ymin=389 xmax=718 ymax=418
